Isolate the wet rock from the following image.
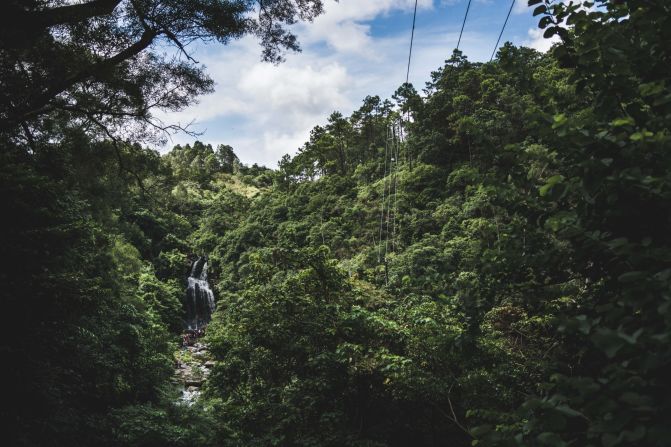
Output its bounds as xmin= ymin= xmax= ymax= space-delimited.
xmin=174 ymin=336 xmax=212 ymax=405
xmin=180 ymin=387 xmax=201 ymax=406
xmin=185 ymin=378 xmax=203 ymax=387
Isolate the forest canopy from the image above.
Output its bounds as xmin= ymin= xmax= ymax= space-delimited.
xmin=1 ymin=1 xmax=670 ymax=446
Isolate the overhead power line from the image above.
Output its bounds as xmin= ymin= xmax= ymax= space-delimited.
xmin=378 ymin=126 xmax=390 ymax=264
xmin=379 ymin=0 xmax=420 ymax=269
xmin=391 ymin=123 xmax=400 ymax=253
xmin=456 ymin=0 xmax=472 ymax=51
xmin=405 ymin=0 xmax=419 ymax=84
xmin=490 ymin=0 xmax=516 ymax=61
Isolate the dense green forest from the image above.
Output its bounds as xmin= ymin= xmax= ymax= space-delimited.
xmin=2 ymin=0 xmax=670 ymax=446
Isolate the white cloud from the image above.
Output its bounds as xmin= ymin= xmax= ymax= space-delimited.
xmin=300 ymin=0 xmax=433 ymax=57
xmin=517 ymin=0 xmax=597 ymax=15
xmin=514 ymin=0 xmax=530 ymax=15
xmin=159 ymin=0 xmax=445 ymax=166
xmin=522 ymin=27 xmax=559 ymax=52
xmin=157 ymin=0 xmax=523 ymax=167
xmin=518 ymin=0 xmax=596 ymax=53
xmin=160 ymin=38 xmax=354 ymax=166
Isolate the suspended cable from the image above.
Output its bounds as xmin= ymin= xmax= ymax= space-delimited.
xmin=403 ymin=116 xmax=411 ymax=173
xmin=385 ymin=140 xmax=392 ymax=286
xmin=378 ymin=126 xmax=390 ymax=263
xmin=456 ymin=0 xmax=472 ymax=51
xmin=384 ymin=140 xmax=391 ymax=263
xmin=379 ymin=0 xmax=419 ymax=268
xmin=399 ymin=114 xmax=409 ymax=169
xmin=389 ymin=125 xmax=396 ymax=254
xmin=490 ymin=0 xmax=515 ymax=62
xmin=405 ymin=0 xmax=419 ymax=85
xmin=391 ymin=122 xmax=400 ymax=253
xmin=393 ymin=1 xmax=421 ymax=259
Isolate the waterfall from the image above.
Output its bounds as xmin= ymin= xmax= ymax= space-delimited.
xmin=184 ymin=256 xmax=216 ymax=329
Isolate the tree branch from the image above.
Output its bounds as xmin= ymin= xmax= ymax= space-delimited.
xmin=20 ymin=0 xmax=123 ymax=28
xmin=428 ymin=384 xmax=474 ymax=439
xmin=20 ymin=122 xmax=36 ymax=153
xmin=129 ymin=0 xmax=199 ymax=63
xmin=83 ymin=112 xmax=149 ymax=194
xmin=2 ymin=28 xmax=157 ymax=131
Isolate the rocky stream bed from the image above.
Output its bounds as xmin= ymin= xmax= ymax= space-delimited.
xmin=173 ymin=341 xmax=214 ymax=405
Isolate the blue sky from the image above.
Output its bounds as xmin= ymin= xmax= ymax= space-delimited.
xmin=159 ymin=0 xmax=557 ymax=166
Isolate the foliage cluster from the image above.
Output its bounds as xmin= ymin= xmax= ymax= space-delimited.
xmin=2 ymin=1 xmax=670 ymax=446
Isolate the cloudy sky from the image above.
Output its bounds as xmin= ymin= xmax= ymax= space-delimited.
xmin=160 ymin=0 xmax=556 ymax=167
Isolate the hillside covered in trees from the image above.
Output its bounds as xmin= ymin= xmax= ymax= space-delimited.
xmin=2 ymin=1 xmax=670 ymax=446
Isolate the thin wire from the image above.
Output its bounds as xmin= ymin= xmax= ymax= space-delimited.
xmin=456 ymin=0 xmax=472 ymax=51
xmin=490 ymin=0 xmax=515 ymax=62
xmin=405 ymin=0 xmax=419 ymax=85
xmin=391 ymin=123 xmax=400 ymax=253
xmin=396 ymin=0 xmax=419 ymax=258
xmin=380 ymin=0 xmax=418 ymax=266
xmin=378 ymin=126 xmax=390 ymax=263
xmin=397 ymin=119 xmax=405 ymax=246
xmin=390 ymin=125 xmax=396 ymax=253
xmin=384 ymin=129 xmax=392 ymax=262
xmin=402 ymin=117 xmax=408 ymax=165
xmin=400 ymin=115 xmax=409 ymax=168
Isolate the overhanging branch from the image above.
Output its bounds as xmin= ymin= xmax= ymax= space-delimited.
xmin=1 ymin=28 xmax=157 ymax=131
xmin=22 ymin=0 xmax=123 ymax=28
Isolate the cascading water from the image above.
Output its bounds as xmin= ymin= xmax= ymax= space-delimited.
xmin=184 ymin=256 xmax=215 ymax=329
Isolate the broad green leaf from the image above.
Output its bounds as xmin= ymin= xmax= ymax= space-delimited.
xmin=611 ymin=117 xmax=634 ymax=127
xmin=539 ymin=175 xmax=565 ymax=196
